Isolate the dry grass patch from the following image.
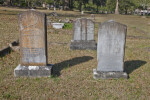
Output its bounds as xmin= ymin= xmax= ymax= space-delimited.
xmin=0 ymin=7 xmax=150 ymax=99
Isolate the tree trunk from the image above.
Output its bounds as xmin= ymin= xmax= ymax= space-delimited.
xmin=79 ymin=2 xmax=82 ymax=12
xmin=27 ymin=0 xmax=30 ymax=7
xmin=69 ymin=0 xmax=73 ymax=10
xmin=96 ymin=5 xmax=99 ymax=13
xmin=62 ymin=0 xmax=64 ymax=10
xmin=115 ymin=0 xmax=119 ymax=14
xmin=147 ymin=8 xmax=149 ymax=15
xmin=10 ymin=0 xmax=13 ymax=6
xmin=70 ymin=0 xmax=73 ymax=10
xmin=28 ymin=1 xmax=30 ymax=7
xmin=125 ymin=8 xmax=127 ymax=14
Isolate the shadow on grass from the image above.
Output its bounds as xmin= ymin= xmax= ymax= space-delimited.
xmin=0 ymin=13 xmax=17 ymax=15
xmin=124 ymin=60 xmax=147 ymax=74
xmin=0 ymin=46 xmax=12 ymax=58
xmin=52 ymin=56 xmax=94 ymax=76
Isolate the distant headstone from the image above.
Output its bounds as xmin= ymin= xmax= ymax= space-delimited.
xmin=14 ymin=10 xmax=52 ymax=77
xmin=54 ymin=7 xmax=56 ymax=11
xmin=46 ymin=4 xmax=50 ymax=10
xmin=70 ymin=18 xmax=97 ymax=50
xmin=81 ymin=11 xmax=84 ymax=14
xmin=42 ymin=3 xmax=46 ymax=8
xmin=93 ymin=20 xmax=128 ymax=79
xmin=59 ymin=6 xmax=63 ymax=11
xmin=91 ymin=14 xmax=95 ymax=21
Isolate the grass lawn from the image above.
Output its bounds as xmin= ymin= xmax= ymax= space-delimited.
xmin=0 ymin=7 xmax=150 ymax=99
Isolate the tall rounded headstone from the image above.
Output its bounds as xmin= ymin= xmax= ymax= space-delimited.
xmin=93 ymin=20 xmax=128 ymax=79
xmin=14 ymin=10 xmax=52 ymax=77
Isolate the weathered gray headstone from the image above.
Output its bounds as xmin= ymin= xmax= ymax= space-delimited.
xmin=91 ymin=14 xmax=95 ymax=21
xmin=70 ymin=18 xmax=97 ymax=50
xmin=14 ymin=10 xmax=52 ymax=77
xmin=93 ymin=20 xmax=128 ymax=79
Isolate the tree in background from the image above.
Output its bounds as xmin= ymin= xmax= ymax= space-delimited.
xmin=45 ymin=0 xmax=53 ymax=5
xmin=93 ymin=0 xmax=106 ymax=12
xmin=115 ymin=0 xmax=119 ymax=14
xmin=68 ymin=0 xmax=73 ymax=10
xmin=106 ymin=0 xmax=116 ymax=13
xmin=74 ymin=0 xmax=89 ymax=12
xmin=1 ymin=0 xmax=150 ymax=15
xmin=119 ymin=0 xmax=135 ymax=14
xmin=136 ymin=0 xmax=150 ymax=9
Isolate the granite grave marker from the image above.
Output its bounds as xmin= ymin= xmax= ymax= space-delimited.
xmin=93 ymin=20 xmax=128 ymax=79
xmin=70 ymin=18 xmax=97 ymax=50
xmin=14 ymin=10 xmax=52 ymax=77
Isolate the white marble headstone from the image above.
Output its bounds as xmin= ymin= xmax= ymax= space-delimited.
xmin=97 ymin=20 xmax=127 ymax=71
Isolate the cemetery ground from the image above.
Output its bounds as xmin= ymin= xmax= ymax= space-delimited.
xmin=0 ymin=7 xmax=150 ymax=99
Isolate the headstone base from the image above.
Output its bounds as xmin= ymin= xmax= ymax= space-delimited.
xmin=14 ymin=64 xmax=53 ymax=77
xmin=70 ymin=40 xmax=97 ymax=50
xmin=93 ymin=69 xmax=128 ymax=79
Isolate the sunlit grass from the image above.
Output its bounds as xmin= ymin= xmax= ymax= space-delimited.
xmin=0 ymin=7 xmax=150 ymax=99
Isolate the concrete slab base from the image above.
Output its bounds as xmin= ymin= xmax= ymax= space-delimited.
xmin=14 ymin=64 xmax=53 ymax=77
xmin=70 ymin=40 xmax=97 ymax=50
xmin=93 ymin=69 xmax=128 ymax=79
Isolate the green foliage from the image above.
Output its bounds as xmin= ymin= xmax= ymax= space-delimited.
xmin=119 ymin=0 xmax=136 ymax=14
xmin=1 ymin=93 xmax=21 ymax=99
xmin=92 ymin=0 xmax=106 ymax=12
xmin=84 ymin=2 xmax=96 ymax=11
xmin=63 ymin=23 xmax=72 ymax=29
xmin=106 ymin=0 xmax=116 ymax=13
xmin=74 ymin=0 xmax=90 ymax=11
xmin=136 ymin=0 xmax=150 ymax=8
xmin=93 ymin=0 xmax=106 ymax=7
xmin=2 ymin=93 xmax=11 ymax=99
xmin=20 ymin=2 xmax=28 ymax=7
xmin=0 ymin=0 xmax=4 ymax=4
xmin=1 ymin=0 xmax=150 ymax=14
xmin=45 ymin=0 xmax=54 ymax=5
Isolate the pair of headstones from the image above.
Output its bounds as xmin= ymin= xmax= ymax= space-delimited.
xmin=70 ymin=19 xmax=128 ymax=79
xmin=70 ymin=18 xmax=97 ymax=50
xmin=14 ymin=10 xmax=127 ymax=79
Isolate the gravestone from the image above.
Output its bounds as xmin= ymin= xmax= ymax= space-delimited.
xmin=70 ymin=18 xmax=97 ymax=50
xmin=14 ymin=10 xmax=52 ymax=77
xmin=93 ymin=20 xmax=128 ymax=79
xmin=91 ymin=14 xmax=95 ymax=21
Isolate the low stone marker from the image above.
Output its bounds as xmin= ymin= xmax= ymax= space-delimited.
xmin=70 ymin=18 xmax=97 ymax=50
xmin=51 ymin=23 xmax=64 ymax=29
xmin=14 ymin=10 xmax=52 ymax=77
xmin=93 ymin=20 xmax=128 ymax=79
xmin=91 ymin=14 xmax=95 ymax=20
